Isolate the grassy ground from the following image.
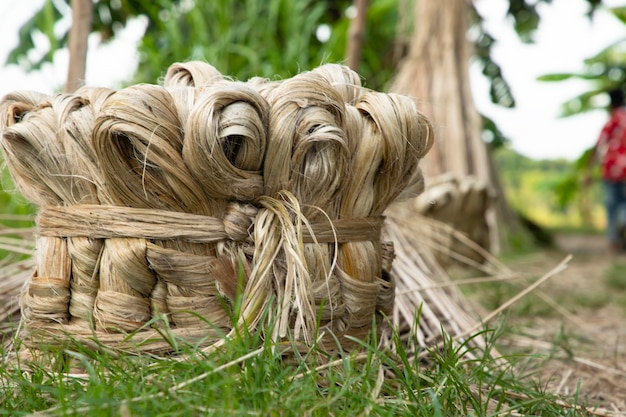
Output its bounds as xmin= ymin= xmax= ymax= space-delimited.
xmin=460 ymin=231 xmax=626 ymax=412
xmin=0 ymin=317 xmax=598 ymax=417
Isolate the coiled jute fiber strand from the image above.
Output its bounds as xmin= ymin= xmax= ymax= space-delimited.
xmin=0 ymin=91 xmax=112 ymax=328
xmin=53 ymin=88 xmax=115 ymax=324
xmin=336 ymin=92 xmax=433 ymax=331
xmin=163 ymin=63 xmax=267 ymax=333
xmin=0 ymin=61 xmax=433 ymax=356
xmin=165 ymin=62 xmax=270 ymax=333
xmin=179 ymin=80 xmax=269 ymax=332
xmin=257 ymin=70 xmax=351 ymax=341
xmin=310 ymin=63 xmax=364 ymax=105
xmin=1 ymin=92 xmax=71 ymax=327
xmin=163 ymin=60 xmax=224 ymax=88
xmin=93 ymin=83 xmax=238 ymax=332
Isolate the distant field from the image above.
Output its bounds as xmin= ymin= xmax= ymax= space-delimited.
xmin=494 ymin=146 xmax=605 ymax=231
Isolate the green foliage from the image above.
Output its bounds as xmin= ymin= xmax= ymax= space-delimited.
xmin=7 ymin=0 xmax=147 ymax=69
xmin=557 ymin=88 xmax=616 ymax=118
xmin=325 ymin=0 xmax=400 ymax=90
xmin=612 ymin=6 xmax=626 ymax=24
xmin=536 ymin=72 xmax=603 ymax=82
xmin=472 ymin=7 xmax=516 ymax=109
xmin=6 ymin=0 xmax=64 ymax=70
xmin=0 ymin=168 xmax=33 ymax=219
xmin=551 ymin=148 xmax=595 ymax=209
xmin=539 ymin=6 xmax=626 ymax=118
xmin=0 ymin=159 xmax=35 ymax=261
xmin=133 ymin=0 xmax=332 ymax=83
xmin=5 ymin=0 xmax=403 ymax=90
xmin=472 ymin=0 xmax=609 ymax=110
xmin=6 ymin=0 xmax=618 ymax=113
xmin=482 ymin=115 xmax=511 ymax=148
xmin=506 ymin=0 xmax=551 ymax=43
xmin=505 ymin=0 xmax=605 ymax=43
xmin=604 ymin=260 xmax=626 ymax=290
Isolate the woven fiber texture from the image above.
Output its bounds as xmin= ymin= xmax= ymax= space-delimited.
xmin=0 ymin=62 xmax=433 ymax=354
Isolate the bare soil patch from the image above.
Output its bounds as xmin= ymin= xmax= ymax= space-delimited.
xmin=495 ymin=232 xmax=626 ymax=412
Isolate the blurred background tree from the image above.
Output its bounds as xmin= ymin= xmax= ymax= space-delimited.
xmin=9 ymin=0 xmax=605 ymax=103
xmin=6 ymin=0 xmax=401 ymax=90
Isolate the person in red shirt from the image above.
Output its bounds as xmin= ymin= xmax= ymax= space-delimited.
xmin=587 ymin=88 xmax=626 ymax=252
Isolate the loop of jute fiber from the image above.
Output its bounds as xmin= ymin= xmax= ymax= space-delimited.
xmin=0 ymin=61 xmax=433 ymax=355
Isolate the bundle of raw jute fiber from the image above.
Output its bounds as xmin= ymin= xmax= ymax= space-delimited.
xmin=413 ymin=174 xmax=495 ymax=264
xmin=0 ymin=61 xmax=433 ymax=355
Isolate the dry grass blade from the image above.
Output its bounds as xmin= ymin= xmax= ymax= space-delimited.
xmin=459 ymin=255 xmax=572 ymax=339
xmin=395 ymin=272 xmax=523 ymax=294
xmin=357 ymin=364 xmax=385 ymax=417
xmin=289 ymin=352 xmax=371 ymax=381
xmin=571 ymin=357 xmax=626 ymax=377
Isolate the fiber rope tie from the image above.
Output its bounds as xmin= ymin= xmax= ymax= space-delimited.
xmin=37 ymin=204 xmax=383 ymax=244
xmin=37 ymin=192 xmax=386 ymax=344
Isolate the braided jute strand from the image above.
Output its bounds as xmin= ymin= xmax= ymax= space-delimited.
xmin=0 ymin=61 xmax=433 ymax=355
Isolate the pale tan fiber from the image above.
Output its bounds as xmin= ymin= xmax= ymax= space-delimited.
xmin=413 ymin=174 xmax=494 ymax=263
xmin=0 ymin=61 xmax=433 ymax=355
xmin=38 ymin=205 xmax=383 ymax=243
xmin=163 ymin=61 xmax=224 ymax=88
xmin=183 ymin=82 xmax=269 ymax=201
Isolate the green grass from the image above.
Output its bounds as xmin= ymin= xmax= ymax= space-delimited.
xmin=461 ymin=277 xmax=558 ymax=320
xmin=604 ymin=260 xmax=626 ymax=291
xmin=0 ymin=317 xmax=598 ymax=417
xmin=571 ymin=290 xmax=612 ymax=311
xmin=603 ymin=261 xmax=626 ymax=312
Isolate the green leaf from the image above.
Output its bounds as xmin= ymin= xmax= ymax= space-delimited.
xmin=5 ymin=0 xmax=65 ymax=68
xmin=584 ymin=38 xmax=626 ymax=65
xmin=482 ymin=115 xmax=510 ymax=149
xmin=557 ymin=89 xmax=606 ymax=117
xmin=610 ymin=6 xmax=626 ymax=25
xmin=537 ymin=73 xmax=584 ymax=82
xmin=506 ymin=0 xmax=543 ymax=43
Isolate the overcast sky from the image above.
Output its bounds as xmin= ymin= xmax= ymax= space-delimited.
xmin=0 ymin=0 xmax=625 ymax=161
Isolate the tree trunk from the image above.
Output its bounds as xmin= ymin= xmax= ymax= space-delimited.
xmin=346 ymin=0 xmax=370 ymax=71
xmin=65 ymin=0 xmax=93 ymax=93
xmin=390 ymin=0 xmax=488 ymax=181
xmin=390 ymin=0 xmax=521 ymax=253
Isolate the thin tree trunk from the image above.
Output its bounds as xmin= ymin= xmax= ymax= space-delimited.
xmin=346 ymin=0 xmax=369 ymax=71
xmin=65 ymin=0 xmax=93 ymax=93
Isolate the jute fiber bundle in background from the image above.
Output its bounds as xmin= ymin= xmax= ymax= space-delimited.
xmin=0 ymin=62 xmax=433 ymax=355
xmin=413 ymin=174 xmax=494 ymax=264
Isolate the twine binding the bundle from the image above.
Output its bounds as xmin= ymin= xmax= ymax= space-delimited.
xmin=0 ymin=62 xmax=433 ymax=355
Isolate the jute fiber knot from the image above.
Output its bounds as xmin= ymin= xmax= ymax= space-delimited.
xmin=0 ymin=62 xmax=433 ymax=355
